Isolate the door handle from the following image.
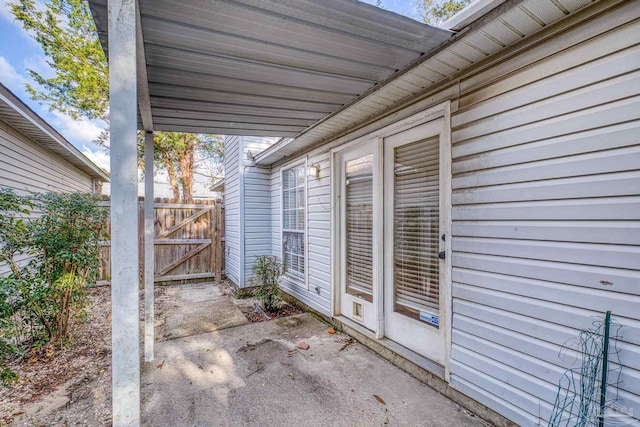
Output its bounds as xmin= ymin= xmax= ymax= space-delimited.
xmin=438 ymin=251 xmax=446 ymax=260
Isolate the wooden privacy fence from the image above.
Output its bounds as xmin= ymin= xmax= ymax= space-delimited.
xmin=98 ymin=198 xmax=225 ymax=285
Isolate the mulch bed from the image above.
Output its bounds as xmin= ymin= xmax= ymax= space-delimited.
xmin=243 ymin=304 xmax=304 ymax=323
xmin=218 ymin=279 xmax=304 ymax=323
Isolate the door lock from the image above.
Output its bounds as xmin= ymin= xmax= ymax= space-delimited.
xmin=438 ymin=251 xmax=446 ymax=260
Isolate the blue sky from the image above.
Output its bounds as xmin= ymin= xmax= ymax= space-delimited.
xmin=0 ymin=0 xmax=420 ymax=173
xmin=362 ymin=0 xmax=421 ymax=20
xmin=0 ymin=1 xmax=109 ymax=170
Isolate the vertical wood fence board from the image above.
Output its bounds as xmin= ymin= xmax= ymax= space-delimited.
xmin=98 ymin=198 xmax=224 ymax=285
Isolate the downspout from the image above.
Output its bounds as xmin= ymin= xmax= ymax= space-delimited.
xmin=239 ymin=138 xmax=246 ymax=288
xmin=240 ymin=146 xmax=257 ymax=288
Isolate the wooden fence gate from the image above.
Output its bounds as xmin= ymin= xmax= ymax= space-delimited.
xmin=98 ymin=198 xmax=224 ymax=285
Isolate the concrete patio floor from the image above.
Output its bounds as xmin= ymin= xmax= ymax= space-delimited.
xmin=142 ymin=283 xmax=486 ymax=426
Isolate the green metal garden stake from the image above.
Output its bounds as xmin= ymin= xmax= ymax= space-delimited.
xmin=598 ymin=310 xmax=611 ymax=427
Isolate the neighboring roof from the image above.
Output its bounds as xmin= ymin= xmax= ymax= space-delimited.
xmin=0 ymin=84 xmax=110 ymax=182
xmin=210 ymin=179 xmax=224 ymax=193
xmin=441 ymin=0 xmax=508 ymax=31
xmin=255 ymin=0 xmax=597 ymax=165
xmin=88 ymin=0 xmax=452 ymax=137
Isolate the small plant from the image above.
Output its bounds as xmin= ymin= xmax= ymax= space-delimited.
xmin=0 ymin=190 xmax=106 ymax=385
xmin=250 ymin=255 xmax=283 ymax=312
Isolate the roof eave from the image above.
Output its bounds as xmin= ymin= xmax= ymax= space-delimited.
xmin=254 ymin=0 xmax=592 ymax=166
xmin=441 ymin=0 xmax=508 ymax=31
xmin=0 ymin=84 xmax=110 ymax=182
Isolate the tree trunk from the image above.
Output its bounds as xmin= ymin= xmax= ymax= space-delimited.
xmin=179 ymin=135 xmax=195 ymax=202
xmin=163 ymin=157 xmax=180 ymax=200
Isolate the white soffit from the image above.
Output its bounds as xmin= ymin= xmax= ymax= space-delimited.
xmin=88 ymin=0 xmax=452 ymax=137
xmin=256 ymin=0 xmax=597 ymax=165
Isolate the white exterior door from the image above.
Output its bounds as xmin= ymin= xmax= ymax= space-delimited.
xmin=336 ymin=140 xmax=381 ymax=332
xmin=383 ymin=118 xmax=451 ymax=366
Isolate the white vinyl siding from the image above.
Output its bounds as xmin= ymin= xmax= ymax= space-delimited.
xmin=224 ymin=135 xmax=241 ymax=286
xmin=225 ymin=135 xmax=277 ymax=287
xmin=0 ymin=120 xmax=95 ymax=276
xmin=0 ymin=121 xmax=93 ymax=195
xmin=242 ymin=136 xmax=275 ymax=286
xmin=306 ymin=154 xmax=332 ymax=308
xmin=273 ymin=153 xmax=331 ymax=316
xmin=446 ymin=4 xmax=640 ymax=426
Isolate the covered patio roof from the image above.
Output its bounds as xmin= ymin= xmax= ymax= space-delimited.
xmin=89 ymin=0 xmax=452 ymax=138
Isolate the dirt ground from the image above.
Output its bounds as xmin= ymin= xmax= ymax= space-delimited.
xmin=1 ymin=286 xmax=113 ymax=426
xmin=0 ymin=285 xmax=174 ymax=426
xmin=0 ymin=282 xmax=300 ymax=426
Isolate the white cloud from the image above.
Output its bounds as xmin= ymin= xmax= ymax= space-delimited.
xmin=0 ymin=55 xmax=27 ymax=92
xmin=0 ymin=1 xmax=42 ymax=47
xmin=1 ymin=56 xmax=105 ymax=148
xmin=0 ymin=1 xmax=15 ymax=23
xmin=50 ymin=111 xmax=103 ymax=145
xmin=23 ymin=54 xmax=54 ymax=79
xmin=80 ymin=145 xmax=110 ymax=172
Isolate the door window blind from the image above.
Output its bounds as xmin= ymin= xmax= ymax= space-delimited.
xmin=345 ymin=155 xmax=373 ymax=302
xmin=393 ymin=137 xmax=440 ymax=323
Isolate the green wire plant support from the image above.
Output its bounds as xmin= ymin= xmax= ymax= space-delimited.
xmin=548 ymin=310 xmax=622 ymax=427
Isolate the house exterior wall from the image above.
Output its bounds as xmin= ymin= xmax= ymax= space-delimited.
xmin=0 ymin=120 xmax=96 ymax=276
xmin=242 ymin=136 xmax=276 ymax=286
xmin=224 ymin=135 xmax=241 ymax=286
xmin=273 ymin=152 xmax=332 ymax=315
xmin=259 ymin=3 xmax=639 ymax=426
xmin=447 ymin=4 xmax=640 ymax=424
xmin=0 ymin=120 xmax=94 ymax=195
xmin=224 ymin=135 xmax=278 ymax=287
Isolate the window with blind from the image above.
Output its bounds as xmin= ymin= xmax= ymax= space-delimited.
xmin=393 ymin=136 xmax=440 ymax=326
xmin=282 ymin=164 xmax=305 ymax=280
xmin=345 ymin=155 xmax=373 ymax=302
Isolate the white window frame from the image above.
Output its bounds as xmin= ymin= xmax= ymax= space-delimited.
xmin=280 ymin=159 xmax=307 ymax=287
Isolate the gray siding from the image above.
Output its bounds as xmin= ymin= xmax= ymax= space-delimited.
xmin=263 ymin=2 xmax=639 ymax=426
xmin=270 ymin=166 xmax=281 ymax=260
xmin=447 ymin=5 xmax=640 ymax=425
xmin=0 ymin=120 xmax=93 ymax=195
xmin=272 ymin=152 xmax=331 ymax=316
xmin=224 ymin=135 xmax=241 ymax=286
xmin=242 ymin=136 xmax=276 ymax=286
xmin=0 ymin=120 xmax=95 ymax=276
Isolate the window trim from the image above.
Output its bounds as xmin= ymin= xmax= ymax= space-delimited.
xmin=280 ymin=158 xmax=308 ymax=288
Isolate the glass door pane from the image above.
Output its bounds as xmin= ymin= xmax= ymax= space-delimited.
xmin=393 ymin=136 xmax=440 ymax=326
xmin=345 ymin=155 xmax=374 ymax=302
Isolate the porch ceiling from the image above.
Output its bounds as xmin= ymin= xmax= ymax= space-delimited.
xmin=88 ymin=0 xmax=452 ymax=137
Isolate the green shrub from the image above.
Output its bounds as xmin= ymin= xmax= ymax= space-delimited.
xmin=0 ymin=190 xmax=107 ymax=385
xmin=250 ymin=255 xmax=283 ymax=312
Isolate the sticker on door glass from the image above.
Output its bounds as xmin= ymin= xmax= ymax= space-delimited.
xmin=419 ymin=312 xmax=439 ymax=326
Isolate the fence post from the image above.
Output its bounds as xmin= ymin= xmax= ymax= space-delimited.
xmin=143 ymin=132 xmax=155 ymax=362
xmin=213 ymin=199 xmax=224 ymax=281
xmin=211 ymin=201 xmax=216 ymax=281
